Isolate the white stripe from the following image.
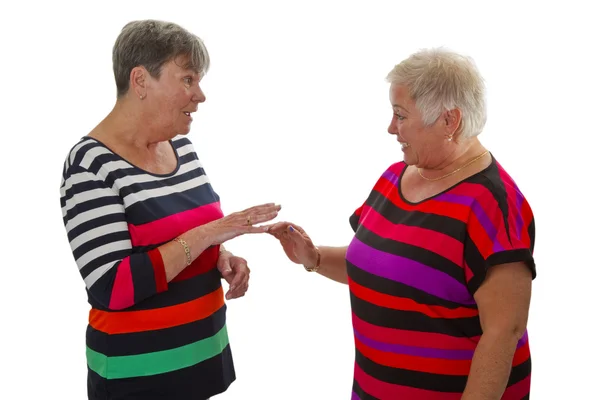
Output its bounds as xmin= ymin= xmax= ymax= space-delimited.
xmin=177 ymin=143 xmax=195 ymax=157
xmin=123 ymin=174 xmax=209 ymax=207
xmin=112 ymin=160 xmax=201 ymax=188
xmin=62 ymin=188 xmax=116 ymax=217
xmin=66 ymin=204 xmax=125 ymax=232
xmin=68 ymin=139 xmax=93 ymax=166
xmin=70 ymin=222 xmax=129 ymax=253
xmin=79 ymin=146 xmax=113 ymax=170
xmin=84 ymin=261 xmax=117 ymax=288
xmin=60 ymin=170 xmax=99 ymax=196
xmin=76 ymin=240 xmax=131 ymax=270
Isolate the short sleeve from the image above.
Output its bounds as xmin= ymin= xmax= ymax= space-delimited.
xmin=464 ymin=186 xmax=536 ymax=295
xmin=349 ymin=203 xmax=365 ymax=232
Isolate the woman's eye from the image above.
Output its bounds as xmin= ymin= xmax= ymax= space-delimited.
xmin=184 ymin=77 xmax=192 ymax=85
xmin=395 ymin=113 xmax=405 ymax=121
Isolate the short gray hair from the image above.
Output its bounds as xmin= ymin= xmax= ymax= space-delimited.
xmin=386 ymin=48 xmax=487 ymax=139
xmin=112 ymin=20 xmax=210 ymax=98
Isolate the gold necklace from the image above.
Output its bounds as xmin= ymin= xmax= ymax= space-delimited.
xmin=418 ymin=150 xmax=490 ymax=182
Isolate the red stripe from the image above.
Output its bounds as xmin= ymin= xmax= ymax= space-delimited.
xmin=128 ymin=202 xmax=224 ymax=247
xmin=512 ymin=341 xmax=531 ymax=367
xmin=354 ymin=362 xmax=462 ymax=400
xmin=352 ymin=312 xmax=479 ymax=350
xmin=148 ymin=248 xmax=168 ymax=292
xmin=356 ymin=337 xmax=472 ymax=375
xmin=372 ymin=177 xmax=470 ymax=223
xmin=108 ymin=258 xmax=134 ymax=310
xmin=359 ymin=205 xmax=464 ymax=266
xmin=501 ymin=375 xmax=530 ymax=399
xmin=349 ymin=278 xmax=478 ymax=319
xmin=172 ymin=245 xmax=219 ymax=283
xmin=467 ymin=211 xmax=495 ymax=259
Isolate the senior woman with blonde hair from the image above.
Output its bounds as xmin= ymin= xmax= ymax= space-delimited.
xmin=269 ymin=48 xmax=536 ymax=399
xmin=60 ymin=20 xmax=280 ymax=400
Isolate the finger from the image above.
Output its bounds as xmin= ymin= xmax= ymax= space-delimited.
xmin=230 ymin=276 xmax=249 ymax=299
xmin=266 ymin=221 xmax=290 ymax=235
xmin=227 ymin=270 xmax=246 ymax=298
xmin=243 ymin=203 xmax=281 ymax=214
xmin=247 ymin=210 xmax=280 ymax=225
xmin=287 ymin=224 xmax=306 ymax=242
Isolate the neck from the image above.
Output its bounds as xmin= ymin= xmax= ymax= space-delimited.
xmin=99 ymin=97 xmax=167 ymax=149
xmin=422 ymin=138 xmax=487 ymax=174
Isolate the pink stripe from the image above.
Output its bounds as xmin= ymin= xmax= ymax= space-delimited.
xmin=128 ymin=202 xmax=224 ymax=246
xmin=352 ymin=313 xmax=479 ymax=350
xmin=501 ymin=375 xmax=530 ymax=399
xmin=109 ymin=258 xmax=134 ymax=310
xmin=354 ymin=362 xmax=461 ymax=400
xmin=360 ymin=205 xmax=463 ymax=266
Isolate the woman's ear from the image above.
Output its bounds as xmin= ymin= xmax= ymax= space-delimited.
xmin=444 ymin=108 xmax=462 ymax=136
xmin=130 ymin=66 xmax=147 ymax=99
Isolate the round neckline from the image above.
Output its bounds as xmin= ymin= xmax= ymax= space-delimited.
xmin=397 ymin=153 xmax=496 ymax=206
xmin=83 ymin=136 xmax=181 ymax=178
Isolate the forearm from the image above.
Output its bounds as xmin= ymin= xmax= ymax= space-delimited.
xmin=315 ymin=246 xmax=348 ymax=284
xmin=462 ymin=331 xmax=520 ymax=400
xmin=160 ymin=225 xmax=214 ymax=281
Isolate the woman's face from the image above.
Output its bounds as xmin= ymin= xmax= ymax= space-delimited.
xmin=143 ymin=56 xmax=206 ymax=136
xmin=387 ymin=84 xmax=458 ymax=168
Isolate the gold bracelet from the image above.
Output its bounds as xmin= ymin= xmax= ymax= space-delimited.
xmin=304 ymin=247 xmax=321 ymax=272
xmin=173 ymin=237 xmax=192 ymax=266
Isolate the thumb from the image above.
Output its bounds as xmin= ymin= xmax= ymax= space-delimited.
xmin=287 ymin=225 xmax=305 ymax=243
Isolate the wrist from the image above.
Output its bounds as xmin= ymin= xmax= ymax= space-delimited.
xmin=304 ymin=246 xmax=321 ymax=272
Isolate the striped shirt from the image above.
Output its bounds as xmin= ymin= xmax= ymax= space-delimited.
xmin=60 ymin=136 xmax=235 ymax=400
xmin=347 ymin=157 xmax=536 ymax=400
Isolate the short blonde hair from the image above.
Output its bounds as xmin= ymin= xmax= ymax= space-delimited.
xmin=386 ymin=48 xmax=487 ymax=138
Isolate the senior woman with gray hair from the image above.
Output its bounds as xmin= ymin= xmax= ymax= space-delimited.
xmin=269 ymin=48 xmax=536 ymax=399
xmin=60 ymin=20 xmax=280 ymax=400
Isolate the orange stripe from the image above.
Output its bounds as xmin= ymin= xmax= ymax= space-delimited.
xmin=356 ymin=337 xmax=472 ymax=375
xmin=349 ymin=278 xmax=479 ymax=319
xmin=89 ymin=287 xmax=225 ymax=334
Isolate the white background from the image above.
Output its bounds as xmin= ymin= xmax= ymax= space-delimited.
xmin=1 ymin=0 xmax=598 ymax=399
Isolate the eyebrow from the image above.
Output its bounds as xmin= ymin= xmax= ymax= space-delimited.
xmin=392 ymin=104 xmax=409 ymax=113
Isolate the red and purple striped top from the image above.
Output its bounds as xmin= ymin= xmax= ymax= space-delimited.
xmin=346 ymin=157 xmax=536 ymax=400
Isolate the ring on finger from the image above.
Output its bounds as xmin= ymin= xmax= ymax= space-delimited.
xmin=247 ymin=216 xmax=252 ymax=226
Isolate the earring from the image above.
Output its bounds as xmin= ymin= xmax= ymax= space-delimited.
xmin=447 ymin=136 xmax=453 ymax=142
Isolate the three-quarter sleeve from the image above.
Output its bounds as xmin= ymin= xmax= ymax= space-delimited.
xmin=60 ymin=163 xmax=168 ymax=310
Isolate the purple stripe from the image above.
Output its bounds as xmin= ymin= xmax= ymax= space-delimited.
xmin=514 ymin=189 xmax=525 ymax=240
xmin=354 ymin=329 xmax=475 ymax=360
xmin=351 ymin=392 xmax=360 ymax=400
xmin=346 ymin=238 xmax=474 ymax=304
xmin=381 ymin=169 xmax=399 ymax=186
xmin=437 ymin=193 xmax=504 ymax=252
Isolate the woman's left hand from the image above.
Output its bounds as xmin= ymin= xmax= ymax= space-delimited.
xmin=217 ymin=250 xmax=250 ymax=300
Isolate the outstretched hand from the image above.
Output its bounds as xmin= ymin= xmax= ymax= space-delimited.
xmin=267 ymin=221 xmax=319 ymax=268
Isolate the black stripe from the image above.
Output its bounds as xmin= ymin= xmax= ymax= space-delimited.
xmin=62 ymin=170 xmax=109 ymax=204
xmin=365 ymin=189 xmax=466 ymax=242
xmin=68 ymin=213 xmax=127 ymax=243
xmin=355 ymin=225 xmax=465 ymax=283
xmin=63 ymin=194 xmax=123 ymax=224
xmin=80 ymin=249 xmax=130 ymax=280
xmin=350 ymin=292 xmax=482 ymax=337
xmin=347 ymin=262 xmax=475 ymax=310
xmin=87 ymin=267 xmax=223 ymax=311
xmin=70 ymin=141 xmax=100 ymax=172
xmin=125 ymin=184 xmax=220 ymax=225
xmin=118 ymin=167 xmax=206 ymax=198
xmin=172 ymin=137 xmax=192 ymax=149
xmin=507 ymin=356 xmax=531 ymax=387
xmin=356 ymin=348 xmax=467 ymax=392
xmin=352 ymin=380 xmax=379 ymax=400
xmin=87 ymin=305 xmax=227 ymax=356
xmin=86 ymin=345 xmax=235 ymax=400
xmin=130 ymin=252 xmax=160 ymax=304
xmin=73 ymin=231 xmax=131 ymax=260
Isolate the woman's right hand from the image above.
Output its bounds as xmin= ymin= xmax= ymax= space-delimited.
xmin=202 ymin=203 xmax=282 ymax=245
xmin=267 ymin=221 xmax=319 ymax=268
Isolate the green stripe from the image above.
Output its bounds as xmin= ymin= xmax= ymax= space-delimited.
xmin=87 ymin=325 xmax=230 ymax=379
